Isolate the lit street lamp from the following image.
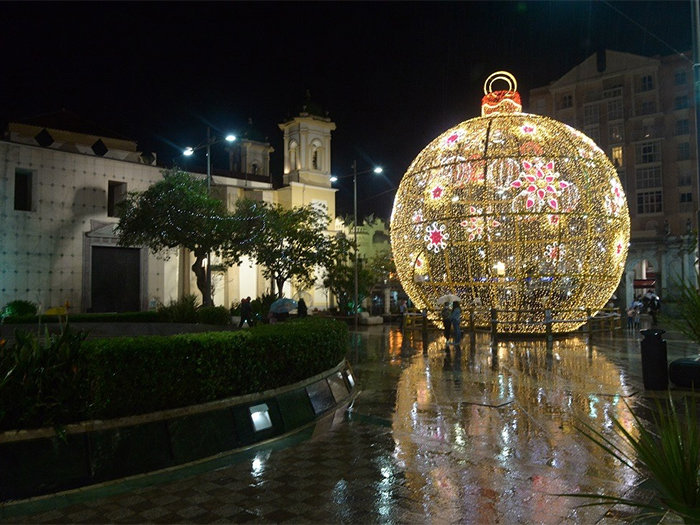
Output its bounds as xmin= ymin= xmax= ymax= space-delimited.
xmin=331 ymin=162 xmax=383 ymax=332
xmin=183 ymin=127 xmax=236 ymax=306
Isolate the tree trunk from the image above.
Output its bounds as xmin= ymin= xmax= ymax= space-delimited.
xmin=191 ymin=253 xmax=212 ymax=307
xmin=275 ymin=276 xmax=285 ymax=298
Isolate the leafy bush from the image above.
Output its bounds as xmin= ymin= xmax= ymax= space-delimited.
xmin=252 ymin=292 xmax=278 ymax=323
xmin=157 ymin=294 xmax=199 ymax=323
xmin=567 ymin=396 xmax=700 ymax=523
xmin=666 ymin=275 xmax=700 ymax=344
xmin=0 ymin=325 xmax=89 ymax=429
xmin=0 ymin=317 xmax=348 ymax=430
xmin=196 ymin=306 xmax=231 ymax=325
xmin=1 ymin=300 xmax=38 ymax=320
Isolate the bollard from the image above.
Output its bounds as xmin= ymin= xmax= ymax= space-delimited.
xmin=640 ymin=328 xmax=668 ymax=390
xmin=490 ymin=308 xmax=498 ymax=344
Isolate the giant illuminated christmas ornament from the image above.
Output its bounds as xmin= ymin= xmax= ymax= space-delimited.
xmin=390 ymin=71 xmax=630 ymax=333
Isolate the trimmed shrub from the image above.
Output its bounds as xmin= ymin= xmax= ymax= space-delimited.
xmin=196 ymin=306 xmax=231 ymax=325
xmin=0 ymin=317 xmax=348 ymax=430
xmin=1 ymin=300 xmax=38 ymax=320
xmin=157 ymin=294 xmax=199 ymax=323
xmin=2 ymin=311 xmax=162 ymax=324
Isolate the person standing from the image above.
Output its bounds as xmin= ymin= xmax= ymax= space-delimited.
xmin=399 ymin=299 xmax=407 ymax=331
xmin=450 ymin=301 xmax=462 ymax=346
xmin=239 ymin=297 xmax=253 ymax=328
xmin=297 ymin=297 xmax=308 ymax=317
xmin=441 ymin=302 xmax=452 ymax=343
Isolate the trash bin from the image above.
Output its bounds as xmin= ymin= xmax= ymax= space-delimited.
xmin=640 ymin=328 xmax=668 ymax=390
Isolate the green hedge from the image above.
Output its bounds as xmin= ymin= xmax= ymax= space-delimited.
xmin=0 ymin=317 xmax=348 ymax=431
xmin=2 ymin=311 xmax=162 ymax=324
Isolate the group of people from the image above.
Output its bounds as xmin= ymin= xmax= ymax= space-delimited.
xmin=441 ymin=300 xmax=462 ymax=346
xmin=626 ymin=290 xmax=661 ymax=329
xmin=240 ymin=296 xmax=308 ymax=327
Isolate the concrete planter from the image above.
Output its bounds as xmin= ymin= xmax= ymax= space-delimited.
xmin=0 ymin=360 xmax=356 ymax=502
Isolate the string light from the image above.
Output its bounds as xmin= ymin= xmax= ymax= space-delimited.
xmin=390 ymin=72 xmax=630 ymax=333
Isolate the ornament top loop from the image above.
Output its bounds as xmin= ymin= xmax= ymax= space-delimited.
xmin=483 ymin=71 xmax=517 ymax=95
xmin=481 ymin=71 xmax=522 ymax=116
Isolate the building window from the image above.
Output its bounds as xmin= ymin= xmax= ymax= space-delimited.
xmin=679 ymin=171 xmax=693 ymax=186
xmin=312 ymin=150 xmax=319 ymax=170
xmin=674 ymin=95 xmax=689 ymax=110
xmin=107 ymin=181 xmax=127 ymax=217
xmin=678 ymin=142 xmax=691 ymax=161
xmin=637 ymin=191 xmax=663 ymax=214
xmin=560 ymin=94 xmax=573 ymax=109
xmin=585 ymin=126 xmax=600 ymax=144
xmin=636 ymin=141 xmax=661 ymax=164
xmin=640 ymin=74 xmax=654 ymax=92
xmin=680 ymin=192 xmax=693 ymax=203
xmin=675 ymin=119 xmax=690 ymax=136
xmin=611 ymin=146 xmax=624 ymax=168
xmin=607 ymin=99 xmax=623 ymax=120
xmin=636 ymin=166 xmax=661 ymax=189
xmin=639 ymin=100 xmax=656 ymax=115
xmin=583 ymin=104 xmax=599 ymax=126
xmin=14 ymin=168 xmax=33 ymax=211
xmin=609 ymin=124 xmax=624 ymax=143
xmin=675 ymin=70 xmax=687 ymax=85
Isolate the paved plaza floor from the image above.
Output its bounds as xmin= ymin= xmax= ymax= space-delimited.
xmin=3 ymin=323 xmax=700 ymax=524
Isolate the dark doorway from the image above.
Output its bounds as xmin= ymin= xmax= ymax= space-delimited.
xmin=91 ymin=246 xmax=141 ymax=312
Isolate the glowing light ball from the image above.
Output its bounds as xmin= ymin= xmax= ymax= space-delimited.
xmin=390 ymin=72 xmax=630 ymax=333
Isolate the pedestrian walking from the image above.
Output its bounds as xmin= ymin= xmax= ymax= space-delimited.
xmin=450 ymin=301 xmax=462 ymax=346
xmin=441 ymin=302 xmax=452 ymax=343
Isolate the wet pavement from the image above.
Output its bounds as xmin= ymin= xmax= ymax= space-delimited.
xmin=4 ymin=323 xmax=700 ymax=524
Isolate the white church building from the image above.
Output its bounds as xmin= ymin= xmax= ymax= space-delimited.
xmin=0 ymin=105 xmax=339 ymax=314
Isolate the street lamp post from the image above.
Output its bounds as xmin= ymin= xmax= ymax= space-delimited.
xmin=183 ymin=127 xmax=236 ymax=306
xmin=332 ymin=162 xmax=383 ymax=333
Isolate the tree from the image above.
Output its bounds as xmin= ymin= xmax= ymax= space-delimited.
xmin=227 ymin=199 xmax=335 ymax=298
xmin=321 ymin=233 xmax=376 ymax=315
xmin=116 ymin=168 xmax=239 ymax=307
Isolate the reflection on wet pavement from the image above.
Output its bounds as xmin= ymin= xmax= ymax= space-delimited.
xmin=15 ymin=325 xmax=700 ymax=523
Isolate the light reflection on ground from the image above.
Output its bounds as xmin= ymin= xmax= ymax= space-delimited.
xmin=16 ymin=323 xmax=700 ymax=523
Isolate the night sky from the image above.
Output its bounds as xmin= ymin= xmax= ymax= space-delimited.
xmin=1 ymin=1 xmax=692 ymax=219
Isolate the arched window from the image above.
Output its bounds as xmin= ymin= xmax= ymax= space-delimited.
xmin=289 ymin=140 xmax=298 ymax=170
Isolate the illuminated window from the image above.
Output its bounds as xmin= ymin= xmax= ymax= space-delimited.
xmin=636 ymin=166 xmax=661 ymax=189
xmin=14 ymin=168 xmax=33 ymax=211
xmin=108 ymin=181 xmax=127 ymax=217
xmin=611 ymin=146 xmax=624 ymax=168
xmin=637 ymin=191 xmax=663 ymax=214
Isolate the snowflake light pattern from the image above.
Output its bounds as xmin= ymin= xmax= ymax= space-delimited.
xmin=425 ymin=222 xmax=449 ymax=253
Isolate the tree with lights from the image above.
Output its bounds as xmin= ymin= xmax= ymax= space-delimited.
xmin=227 ymin=199 xmax=335 ymax=299
xmin=116 ymin=168 xmax=240 ymax=307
